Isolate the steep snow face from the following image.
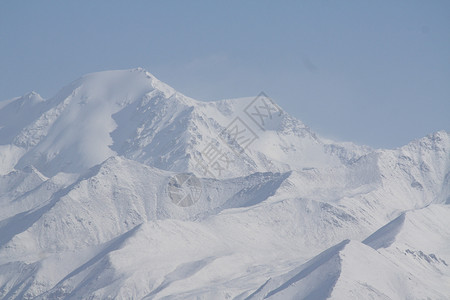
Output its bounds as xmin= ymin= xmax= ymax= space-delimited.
xmin=364 ymin=204 xmax=450 ymax=261
xmin=376 ymin=131 xmax=450 ymax=210
xmin=0 ymin=68 xmax=449 ymax=299
xmin=0 ymin=92 xmax=46 ymax=175
xmin=0 ymin=92 xmax=45 ymax=146
xmin=13 ymin=69 xmax=177 ymax=176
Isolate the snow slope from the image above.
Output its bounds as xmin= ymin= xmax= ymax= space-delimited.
xmin=0 ymin=68 xmax=448 ymax=299
xmin=249 ymin=204 xmax=450 ymax=299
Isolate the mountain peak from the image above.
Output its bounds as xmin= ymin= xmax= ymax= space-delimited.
xmin=75 ymin=68 xmax=177 ymax=100
xmin=23 ymin=91 xmax=44 ymax=103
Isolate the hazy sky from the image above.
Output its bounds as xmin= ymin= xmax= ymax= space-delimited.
xmin=1 ymin=1 xmax=449 ymax=148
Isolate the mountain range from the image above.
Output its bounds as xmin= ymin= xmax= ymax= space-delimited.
xmin=0 ymin=68 xmax=448 ymax=299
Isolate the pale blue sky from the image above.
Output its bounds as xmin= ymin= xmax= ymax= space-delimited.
xmin=0 ymin=1 xmax=449 ymax=148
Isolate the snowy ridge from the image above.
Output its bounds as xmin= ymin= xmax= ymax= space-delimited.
xmin=0 ymin=68 xmax=449 ymax=299
xmin=249 ymin=204 xmax=450 ymax=299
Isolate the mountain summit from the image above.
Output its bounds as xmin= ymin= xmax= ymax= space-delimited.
xmin=1 ymin=68 xmax=360 ymax=178
xmin=0 ymin=68 xmax=449 ymax=299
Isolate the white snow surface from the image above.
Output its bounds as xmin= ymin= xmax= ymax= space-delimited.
xmin=0 ymin=68 xmax=449 ymax=299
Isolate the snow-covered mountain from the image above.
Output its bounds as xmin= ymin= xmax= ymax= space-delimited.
xmin=0 ymin=68 xmax=448 ymax=299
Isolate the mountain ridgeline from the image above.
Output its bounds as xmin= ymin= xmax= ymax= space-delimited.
xmin=0 ymin=68 xmax=449 ymax=299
